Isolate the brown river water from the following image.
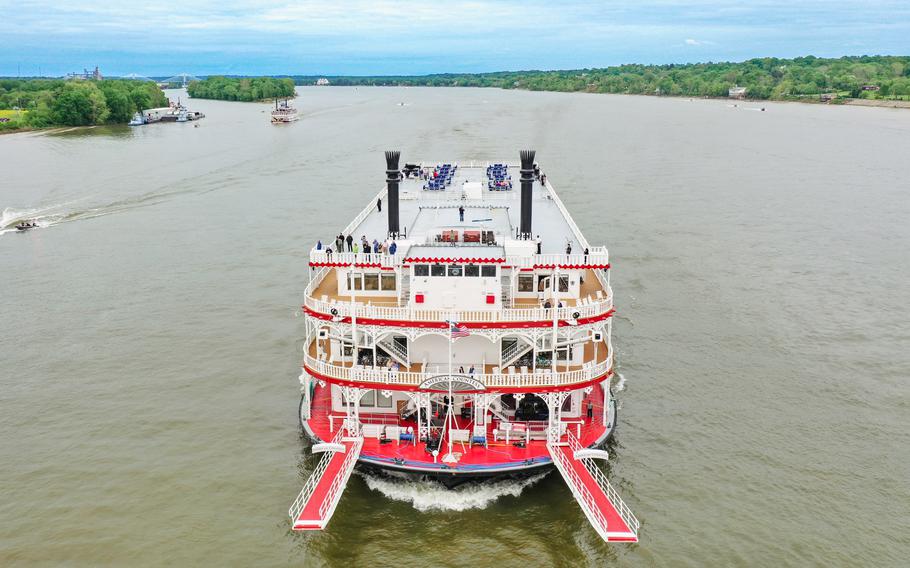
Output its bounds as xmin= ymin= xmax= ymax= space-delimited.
xmin=1 ymin=87 xmax=908 ymax=567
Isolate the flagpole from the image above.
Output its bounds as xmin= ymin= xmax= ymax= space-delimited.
xmin=447 ymin=315 xmax=454 ymax=456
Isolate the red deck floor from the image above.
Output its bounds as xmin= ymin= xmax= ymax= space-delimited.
xmin=305 ymin=382 xmax=610 ymax=472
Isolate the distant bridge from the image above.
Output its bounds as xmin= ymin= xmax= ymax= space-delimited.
xmin=160 ymin=73 xmax=201 ymax=88
xmin=121 ymin=73 xmax=155 ymax=82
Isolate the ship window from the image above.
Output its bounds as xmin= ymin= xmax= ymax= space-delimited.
xmin=360 ymin=390 xmax=376 ymax=407
xmin=414 ymin=265 xmax=430 ymax=277
xmin=349 ymin=273 xmax=363 ymax=291
xmin=377 ymin=391 xmax=393 ymax=408
xmin=448 ymin=265 xmax=463 ymax=277
xmin=518 ymin=274 xmax=534 ymax=292
xmin=481 ymin=266 xmax=497 ymax=277
xmin=431 ymin=264 xmax=446 ymax=277
xmin=364 ymin=274 xmax=380 ymax=291
xmin=537 ymin=276 xmax=549 ymax=292
xmin=380 ymin=274 xmax=396 ymax=290
xmin=558 ymin=276 xmax=569 ymax=292
xmin=464 ymin=265 xmax=480 ymax=277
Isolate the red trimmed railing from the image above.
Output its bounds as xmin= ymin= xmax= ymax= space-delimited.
xmin=302 ymin=352 xmax=612 ymax=391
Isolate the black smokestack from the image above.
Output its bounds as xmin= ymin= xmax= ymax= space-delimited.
xmin=385 ymin=150 xmax=401 ymax=236
xmin=519 ymin=149 xmax=535 ymax=237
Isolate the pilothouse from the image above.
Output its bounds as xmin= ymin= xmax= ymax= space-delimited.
xmin=290 ymin=151 xmax=639 ymax=543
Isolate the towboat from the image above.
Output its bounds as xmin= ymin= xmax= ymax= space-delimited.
xmin=289 ymin=151 xmax=640 ymax=543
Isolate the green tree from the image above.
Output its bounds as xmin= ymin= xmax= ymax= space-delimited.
xmin=51 ymin=82 xmax=109 ymax=126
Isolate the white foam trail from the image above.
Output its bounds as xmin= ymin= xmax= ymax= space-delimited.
xmin=614 ymin=372 xmax=626 ymax=392
xmin=360 ymin=472 xmax=549 ymax=512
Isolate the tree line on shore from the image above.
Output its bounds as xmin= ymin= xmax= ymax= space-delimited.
xmin=186 ymin=76 xmax=295 ymax=101
xmin=292 ymin=55 xmax=910 ymax=100
xmin=0 ymin=79 xmax=168 ymax=131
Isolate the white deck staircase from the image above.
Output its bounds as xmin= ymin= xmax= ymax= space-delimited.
xmin=289 ymin=423 xmax=364 ymax=531
xmin=501 ymin=338 xmax=534 ymax=368
xmin=547 ymin=430 xmax=640 ymax=542
xmin=377 ymin=337 xmax=409 ymax=367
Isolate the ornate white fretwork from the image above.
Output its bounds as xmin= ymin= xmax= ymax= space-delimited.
xmin=543 ymin=391 xmax=570 ymax=444
xmin=404 ymin=391 xmax=432 ymax=442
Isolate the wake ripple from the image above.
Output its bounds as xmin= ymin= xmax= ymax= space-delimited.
xmin=360 ymin=471 xmax=549 ymax=512
xmin=1 ymin=186 xmax=198 ymax=237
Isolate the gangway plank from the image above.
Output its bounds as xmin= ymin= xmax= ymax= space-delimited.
xmin=548 ymin=432 xmax=640 ymax=543
xmin=289 ymin=429 xmax=364 ymax=531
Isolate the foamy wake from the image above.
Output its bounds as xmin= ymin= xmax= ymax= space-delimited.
xmin=0 ymin=207 xmax=54 ymax=235
xmin=360 ymin=471 xmax=549 ymax=512
xmin=614 ymin=372 xmax=627 ymax=392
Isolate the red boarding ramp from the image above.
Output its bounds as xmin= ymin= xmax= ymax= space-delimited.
xmin=548 ymin=431 xmax=640 ymax=542
xmin=289 ymin=425 xmax=364 ymax=530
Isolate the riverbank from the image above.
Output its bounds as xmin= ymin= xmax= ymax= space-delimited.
xmin=293 ymin=55 xmax=910 ymax=106
xmin=843 ymin=98 xmax=910 ymax=109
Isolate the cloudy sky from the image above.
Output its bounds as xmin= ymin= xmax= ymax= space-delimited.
xmin=1 ymin=0 xmax=908 ymax=76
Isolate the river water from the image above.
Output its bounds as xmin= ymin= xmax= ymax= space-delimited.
xmin=1 ymin=87 xmax=908 ymax=567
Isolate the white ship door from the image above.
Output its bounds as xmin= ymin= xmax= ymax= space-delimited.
xmin=538 ymin=276 xmax=553 ymax=304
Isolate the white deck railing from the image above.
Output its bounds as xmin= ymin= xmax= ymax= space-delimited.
xmin=308 ymin=250 xmax=609 ymax=269
xmin=303 ymin=291 xmax=612 ymax=324
xmin=303 ymin=352 xmax=612 ymax=389
xmin=567 ymin=430 xmax=640 ymax=537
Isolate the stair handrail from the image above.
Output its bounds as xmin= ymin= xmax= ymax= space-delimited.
xmin=318 ymin=436 xmax=364 ymax=520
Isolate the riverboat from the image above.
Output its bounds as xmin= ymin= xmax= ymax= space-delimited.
xmin=290 ymin=151 xmax=639 ymax=543
xmin=271 ymin=99 xmax=299 ymax=123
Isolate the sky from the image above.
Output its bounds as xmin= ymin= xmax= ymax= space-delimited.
xmin=1 ymin=0 xmax=908 ymax=77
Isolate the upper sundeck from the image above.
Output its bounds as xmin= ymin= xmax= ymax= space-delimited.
xmin=309 ymin=160 xmax=609 ymax=269
xmin=304 ymin=152 xmax=613 ymax=327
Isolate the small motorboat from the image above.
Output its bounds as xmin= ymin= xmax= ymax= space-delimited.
xmin=16 ymin=220 xmax=38 ymax=231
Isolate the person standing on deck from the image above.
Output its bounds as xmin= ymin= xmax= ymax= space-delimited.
xmin=389 ymin=240 xmax=397 ymax=255
xmin=566 ymin=242 xmax=572 ymax=255
xmin=316 ymin=240 xmax=323 ymax=250
xmin=346 ymin=234 xmax=353 ymax=252
xmin=377 ymin=197 xmax=382 ymax=212
xmin=336 ymin=234 xmax=344 ymax=252
xmin=584 ymin=247 xmax=589 ymax=263
xmin=536 ymin=235 xmax=542 ymax=254
xmin=587 ymin=399 xmax=594 ymax=419
xmin=352 ymin=242 xmax=359 ymax=254
xmin=458 ymin=206 xmax=465 ymax=222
